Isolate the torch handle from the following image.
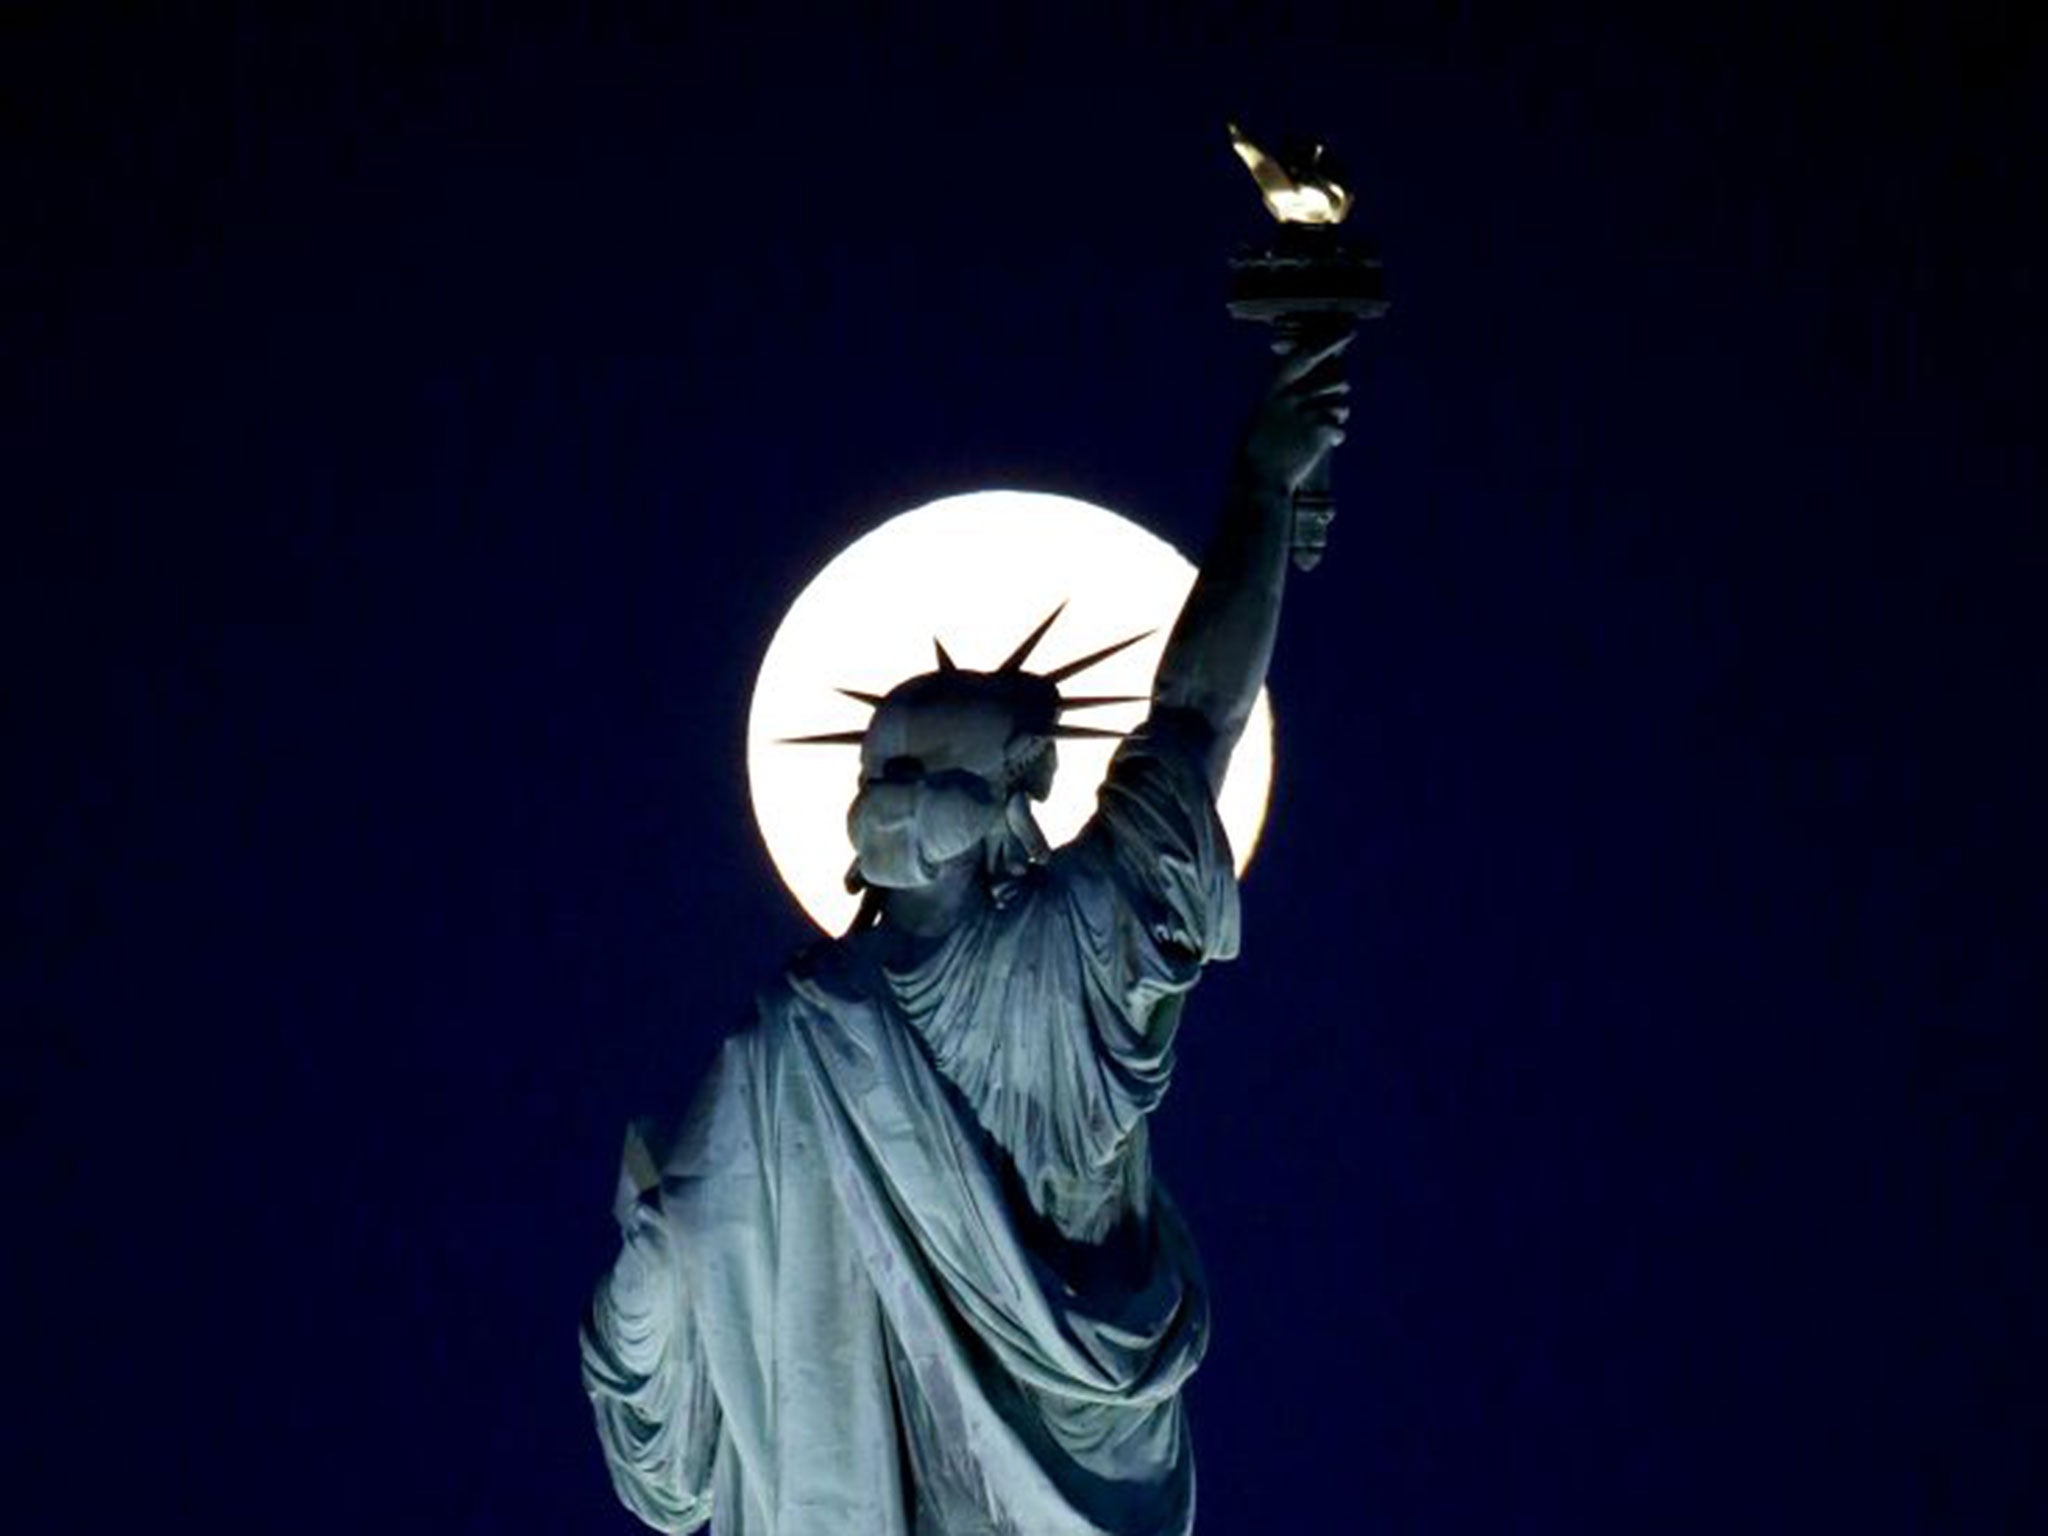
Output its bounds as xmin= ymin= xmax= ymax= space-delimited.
xmin=1292 ymin=466 xmax=1336 ymax=571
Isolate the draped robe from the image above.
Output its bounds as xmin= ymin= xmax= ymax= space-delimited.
xmin=581 ymin=727 xmax=1241 ymax=1535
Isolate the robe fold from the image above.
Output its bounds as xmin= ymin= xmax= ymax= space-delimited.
xmin=582 ymin=726 xmax=1241 ymax=1535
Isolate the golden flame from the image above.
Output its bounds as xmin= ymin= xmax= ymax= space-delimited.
xmin=1228 ymin=122 xmax=1354 ymax=226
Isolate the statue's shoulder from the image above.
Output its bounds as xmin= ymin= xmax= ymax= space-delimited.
xmin=765 ymin=932 xmax=875 ymax=1017
xmin=742 ymin=933 xmax=903 ymax=1084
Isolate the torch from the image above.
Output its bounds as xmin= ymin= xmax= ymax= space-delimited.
xmin=1225 ymin=123 xmax=1389 ymax=570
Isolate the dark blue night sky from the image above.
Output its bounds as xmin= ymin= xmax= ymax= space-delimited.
xmin=5 ymin=4 xmax=2040 ymax=1531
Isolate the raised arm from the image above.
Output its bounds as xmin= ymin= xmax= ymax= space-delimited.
xmin=1151 ymin=332 xmax=1353 ymax=789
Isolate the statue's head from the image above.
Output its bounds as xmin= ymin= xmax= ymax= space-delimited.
xmin=846 ymin=667 xmax=1060 ymax=892
xmin=783 ymin=606 xmax=1150 ymax=908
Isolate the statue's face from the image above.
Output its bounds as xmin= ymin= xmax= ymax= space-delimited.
xmin=847 ymin=762 xmax=1004 ymax=889
xmin=846 ymin=680 xmax=1056 ymax=890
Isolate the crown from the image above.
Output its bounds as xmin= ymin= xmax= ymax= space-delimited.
xmin=779 ymin=602 xmax=1151 ymax=749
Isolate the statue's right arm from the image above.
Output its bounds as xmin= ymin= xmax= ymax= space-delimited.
xmin=1150 ymin=333 xmax=1352 ymax=790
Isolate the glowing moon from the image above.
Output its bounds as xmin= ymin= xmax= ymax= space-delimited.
xmin=747 ymin=490 xmax=1275 ymax=932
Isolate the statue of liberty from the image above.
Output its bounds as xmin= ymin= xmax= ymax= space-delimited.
xmin=580 ymin=324 xmax=1355 ymax=1535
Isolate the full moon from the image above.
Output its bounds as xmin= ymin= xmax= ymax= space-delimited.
xmin=746 ymin=490 xmax=1276 ymax=932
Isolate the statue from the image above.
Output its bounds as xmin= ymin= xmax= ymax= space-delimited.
xmin=580 ymin=138 xmax=1370 ymax=1536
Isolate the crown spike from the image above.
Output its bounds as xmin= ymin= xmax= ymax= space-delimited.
xmin=934 ymin=638 xmax=957 ymax=672
xmin=1044 ymin=629 xmax=1155 ymax=684
xmin=998 ymin=602 xmax=1068 ymax=673
xmin=780 ymin=729 xmax=869 ymax=746
xmin=837 ymin=688 xmax=886 ymax=708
